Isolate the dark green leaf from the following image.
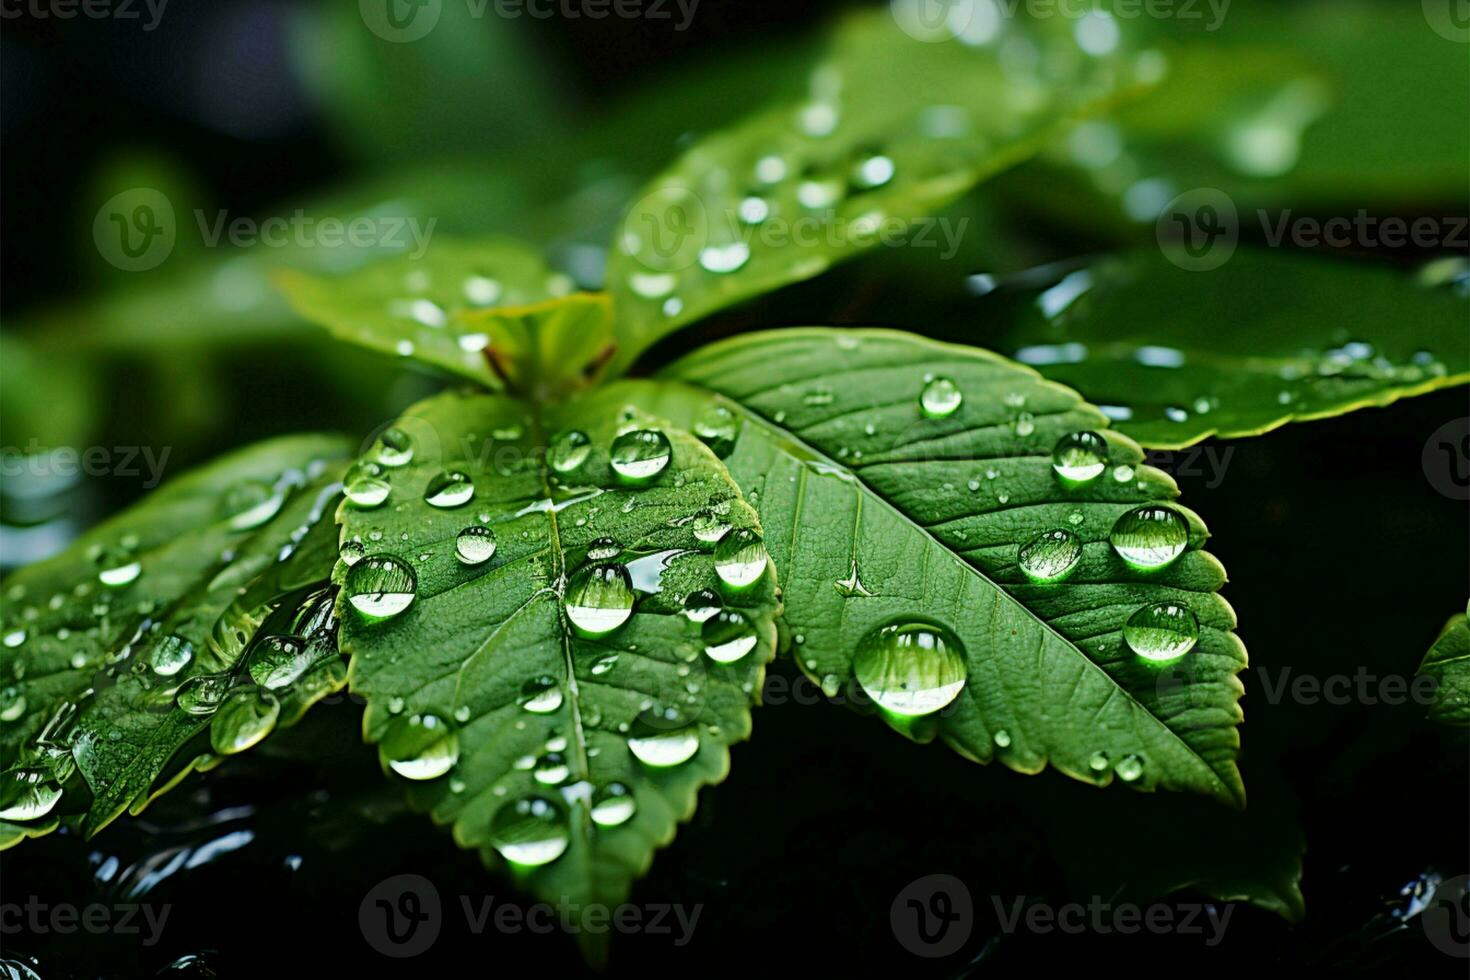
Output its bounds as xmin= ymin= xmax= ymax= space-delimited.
xmin=1419 ymin=603 xmax=1470 ymax=728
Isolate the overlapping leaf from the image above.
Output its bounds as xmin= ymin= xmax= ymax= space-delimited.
xmin=641 ymin=328 xmax=1246 ymax=805
xmin=1418 ymin=603 xmax=1470 ymax=728
xmin=335 ymin=387 xmax=778 ymax=932
xmin=0 ymin=435 xmax=352 ymax=845
xmin=999 ymin=250 xmax=1469 ymax=448
xmin=605 ymin=8 xmax=1164 ymax=373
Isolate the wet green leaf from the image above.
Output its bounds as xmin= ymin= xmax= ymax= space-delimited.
xmin=335 ymin=386 xmax=778 ymax=943
xmin=605 ymin=8 xmax=1163 ymax=374
xmin=647 ymin=328 xmax=1245 ymax=806
xmin=1419 ymin=603 xmax=1470 ymax=728
xmin=995 ymin=250 xmax=1469 ymax=449
xmin=0 ymin=435 xmax=352 ymax=843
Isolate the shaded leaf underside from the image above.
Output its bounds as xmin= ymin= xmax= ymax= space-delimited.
xmin=1418 ymin=603 xmax=1470 ymax=728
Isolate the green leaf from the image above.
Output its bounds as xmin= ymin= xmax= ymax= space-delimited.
xmin=276 ymin=238 xmax=612 ymax=390
xmin=0 ymin=435 xmax=352 ymax=843
xmin=335 ymin=386 xmax=779 ymax=934
xmin=647 ymin=328 xmax=1245 ymax=806
xmin=604 ymin=9 xmax=1162 ymax=374
xmin=1418 ymin=603 xmax=1470 ymax=728
xmin=997 ymin=250 xmax=1469 ymax=449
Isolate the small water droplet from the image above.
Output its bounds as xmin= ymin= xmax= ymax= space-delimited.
xmin=1051 ymin=431 xmax=1109 ymax=483
xmin=702 ymin=610 xmax=758 ymax=663
xmin=375 ymin=428 xmax=415 ymax=467
xmin=549 ymin=430 xmax=591 ymax=474
xmin=209 ymin=688 xmax=281 ymax=755
xmin=682 ymin=588 xmax=722 ymax=623
xmin=690 ymin=510 xmax=730 ymax=548
xmin=609 ymin=429 xmax=672 ymax=483
xmin=1115 ymin=754 xmax=1144 ymax=782
xmin=1123 ymin=602 xmax=1200 ymax=662
xmin=586 ymin=537 xmax=621 ymax=561
xmin=222 ymin=480 xmax=286 ymax=531
xmin=97 ymin=552 xmax=142 ymax=588
xmin=693 ymin=404 xmax=738 ymax=458
xmin=533 ymin=751 xmax=570 ymax=786
xmin=1018 ymin=528 xmax=1083 ymax=583
xmin=148 ymin=635 xmax=194 ymax=677
xmin=853 ymin=622 xmax=967 ymax=717
xmin=175 ymin=672 xmax=232 ymax=716
xmin=381 ymin=713 xmax=459 ymax=780
xmin=491 ymin=795 xmax=569 ymax=866
xmin=455 ymin=526 xmax=497 ymax=565
xmin=343 ymin=461 xmax=391 ymax=509
xmin=919 ymin=377 xmax=963 ymax=418
xmin=339 ymin=540 xmax=367 ymax=566
xmin=519 ymin=675 xmax=563 ymax=714
xmin=994 ymin=729 xmax=1012 ymax=749
xmin=424 ymin=469 xmax=474 ymax=508
xmin=1088 ymin=750 xmax=1110 ymax=772
xmin=590 ymin=782 xmax=636 ymax=827
xmin=714 ymin=528 xmax=767 ymax=588
xmin=345 ymin=556 xmax=418 ymax=620
xmin=247 ymin=635 xmax=312 ymax=690
xmin=1110 ymin=506 xmax=1189 ymax=569
xmin=564 ymin=564 xmax=635 ymax=636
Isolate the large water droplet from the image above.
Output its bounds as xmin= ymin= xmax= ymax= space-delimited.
xmin=586 ymin=537 xmax=621 ymax=561
xmin=549 ymin=430 xmax=591 ymax=474
xmin=714 ymin=528 xmax=767 ymax=588
xmin=609 ymin=429 xmax=672 ymax=484
xmin=375 ymin=428 xmax=415 ymax=467
xmin=491 ymin=796 xmax=569 ymax=866
xmin=209 ymin=688 xmax=281 ymax=755
xmin=148 ymin=635 xmax=194 ymax=677
xmin=247 ymin=635 xmax=312 ymax=690
xmin=424 ymin=469 xmax=474 ymax=509
xmin=381 ymin=713 xmax=459 ymax=780
xmin=345 ymin=556 xmax=418 ymax=620
xmin=1018 ymin=528 xmax=1082 ymax=583
xmin=1115 ymin=754 xmax=1144 ymax=782
xmin=919 ymin=377 xmax=963 ymax=418
xmin=455 ymin=526 xmax=497 ymax=565
xmin=1109 ymin=506 xmax=1189 ymax=569
xmin=853 ymin=622 xmax=968 ymax=717
xmin=223 ymin=480 xmax=286 ymax=531
xmin=590 ymin=782 xmax=636 ymax=827
xmin=0 ymin=768 xmax=62 ymax=821
xmin=343 ymin=461 xmax=391 ymax=509
xmin=1051 ymin=431 xmax=1109 ymax=483
xmin=1123 ymin=602 xmax=1199 ymax=662
xmin=564 ymin=563 xmax=635 ymax=636
xmin=702 ymin=609 xmax=758 ymax=663
xmin=519 ymin=675 xmax=563 ymax=714
xmin=690 ymin=510 xmax=730 ymax=549
xmin=627 ymin=708 xmax=701 ymax=767
xmin=682 ymin=588 xmax=722 ymax=623
xmin=533 ymin=751 xmax=570 ymax=786
xmin=97 ymin=551 xmax=142 ymax=588
xmin=175 ymin=672 xmax=232 ymax=716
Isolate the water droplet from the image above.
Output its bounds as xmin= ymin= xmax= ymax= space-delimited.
xmin=176 ymin=673 xmax=232 ymax=716
xmin=0 ymin=688 xmax=26 ymax=722
xmin=702 ymin=610 xmax=758 ymax=663
xmin=698 ymin=241 xmax=751 ymax=274
xmin=343 ymin=461 xmax=391 ymax=508
xmin=519 ymin=675 xmax=563 ymax=714
xmin=713 ymin=528 xmax=767 ymax=588
xmin=339 ymin=540 xmax=367 ymax=566
xmin=1123 ymin=602 xmax=1199 ymax=662
xmin=690 ymin=510 xmax=729 ymax=548
xmin=834 ymin=558 xmax=876 ymax=598
xmin=590 ymin=782 xmax=636 ymax=827
xmin=1051 ymin=431 xmax=1109 ymax=483
xmin=1017 ymin=528 xmax=1082 ymax=583
xmin=0 ymin=768 xmax=62 ymax=821
xmin=1088 ymin=750 xmax=1110 ymax=772
xmin=424 ymin=469 xmax=474 ymax=508
xmin=222 ymin=480 xmax=285 ymax=531
xmin=919 ymin=377 xmax=963 ymax=418
xmin=693 ymin=404 xmax=738 ymax=458
xmin=381 ymin=713 xmax=459 ymax=780
xmin=209 ymin=689 xmax=281 ymax=755
xmin=97 ymin=553 xmax=142 ymax=588
xmin=586 ymin=537 xmax=620 ymax=561
xmin=853 ymin=622 xmax=967 ymax=717
xmin=3 ymin=630 xmax=25 ymax=648
xmin=1115 ymin=754 xmax=1144 ymax=782
xmin=1109 ymin=506 xmax=1189 ymax=569
xmin=491 ymin=795 xmax=569 ymax=866
xmin=609 ymin=429 xmax=672 ymax=483
xmin=852 ymin=151 xmax=896 ymax=189
xmin=375 ymin=428 xmax=414 ymax=467
xmin=533 ymin=751 xmax=570 ymax=786
xmin=1112 ymin=464 xmax=1135 ymax=483
xmin=345 ymin=556 xmax=418 ymax=620
xmin=247 ymin=635 xmax=312 ymax=689
xmin=1015 ymin=413 xmax=1035 ymax=437
xmin=564 ymin=563 xmax=635 ymax=636
xmin=627 ymin=708 xmax=700 ymax=766
xmin=148 ymin=635 xmax=194 ymax=677
xmin=682 ymin=588 xmax=722 ymax=623
xmin=549 ymin=430 xmax=591 ymax=474
xmin=994 ymin=729 xmax=1012 ymax=749
xmin=455 ymin=526 xmax=497 ymax=565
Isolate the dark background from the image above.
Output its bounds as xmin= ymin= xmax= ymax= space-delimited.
xmin=2 ymin=1 xmax=1468 ymax=977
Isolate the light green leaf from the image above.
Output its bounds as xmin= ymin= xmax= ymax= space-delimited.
xmin=998 ymin=250 xmax=1469 ymax=449
xmin=648 ymin=328 xmax=1245 ymax=806
xmin=604 ymin=9 xmax=1163 ymax=374
xmin=1418 ymin=603 xmax=1470 ymax=728
xmin=0 ymin=435 xmax=352 ymax=843
xmin=335 ymin=386 xmax=779 ymax=935
xmin=277 ymin=239 xmax=612 ymax=390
